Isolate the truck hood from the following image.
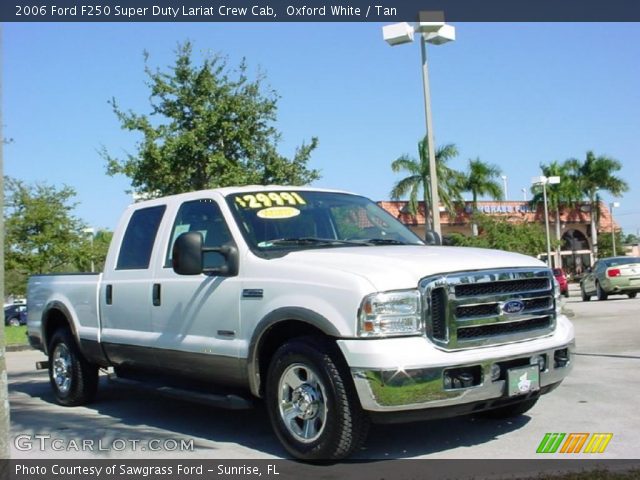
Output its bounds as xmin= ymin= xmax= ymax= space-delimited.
xmin=279 ymin=245 xmax=547 ymax=291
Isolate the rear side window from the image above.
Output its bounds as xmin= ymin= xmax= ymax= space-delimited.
xmin=116 ymin=205 xmax=166 ymax=270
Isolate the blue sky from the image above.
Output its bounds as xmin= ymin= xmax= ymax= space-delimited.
xmin=4 ymin=23 xmax=639 ymax=235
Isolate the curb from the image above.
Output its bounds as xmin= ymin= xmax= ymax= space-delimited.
xmin=5 ymin=344 xmax=34 ymax=352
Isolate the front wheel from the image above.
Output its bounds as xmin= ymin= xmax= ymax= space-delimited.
xmin=265 ymin=337 xmax=369 ymax=460
xmin=628 ymin=293 xmax=637 ymax=299
xmin=8 ymin=317 xmax=21 ymax=327
xmin=48 ymin=328 xmax=99 ymax=406
xmin=581 ymin=285 xmax=591 ymax=302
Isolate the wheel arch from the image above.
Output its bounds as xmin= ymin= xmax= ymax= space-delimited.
xmin=248 ymin=307 xmax=342 ymax=398
xmin=42 ymin=301 xmax=79 ymax=354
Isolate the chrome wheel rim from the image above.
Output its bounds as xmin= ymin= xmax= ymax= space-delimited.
xmin=53 ymin=343 xmax=72 ymax=394
xmin=278 ymin=363 xmax=328 ymax=443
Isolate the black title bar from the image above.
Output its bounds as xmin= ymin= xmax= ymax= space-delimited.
xmin=2 ymin=0 xmax=640 ymax=22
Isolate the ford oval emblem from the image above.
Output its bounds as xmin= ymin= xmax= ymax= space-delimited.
xmin=502 ymin=300 xmax=525 ymax=315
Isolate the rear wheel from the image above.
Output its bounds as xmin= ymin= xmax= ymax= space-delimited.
xmin=482 ymin=397 xmax=539 ymax=419
xmin=629 ymin=293 xmax=637 ymax=299
xmin=596 ymin=282 xmax=608 ymax=301
xmin=265 ymin=337 xmax=369 ymax=460
xmin=581 ymin=285 xmax=591 ymax=302
xmin=48 ymin=328 xmax=99 ymax=406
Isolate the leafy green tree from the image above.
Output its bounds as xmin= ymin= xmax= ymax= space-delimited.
xmin=530 ymin=160 xmax=582 ymax=267
xmin=76 ymin=230 xmax=113 ymax=273
xmin=3 ymin=177 xmax=89 ymax=296
xmin=390 ymin=138 xmax=464 ymax=240
xmin=460 ymin=158 xmax=503 ymax=236
xmin=572 ymin=151 xmax=628 ymax=259
xmin=597 ymin=229 xmax=625 ymax=258
xmin=102 ymin=42 xmax=320 ymax=197
xmin=624 ymin=233 xmax=639 ymax=245
xmin=446 ymin=214 xmax=549 ymax=257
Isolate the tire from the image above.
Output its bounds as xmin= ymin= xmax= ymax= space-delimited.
xmin=629 ymin=293 xmax=638 ymax=299
xmin=265 ymin=336 xmax=369 ymax=461
xmin=482 ymin=397 xmax=539 ymax=419
xmin=581 ymin=285 xmax=591 ymax=302
xmin=8 ymin=317 xmax=21 ymax=327
xmin=596 ymin=282 xmax=608 ymax=301
xmin=48 ymin=328 xmax=99 ymax=406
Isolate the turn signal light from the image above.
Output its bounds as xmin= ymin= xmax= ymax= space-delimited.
xmin=607 ymin=268 xmax=621 ymax=277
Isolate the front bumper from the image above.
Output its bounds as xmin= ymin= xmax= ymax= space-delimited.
xmin=338 ymin=315 xmax=574 ymax=413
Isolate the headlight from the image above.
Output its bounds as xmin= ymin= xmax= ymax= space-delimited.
xmin=553 ymin=277 xmax=562 ymax=314
xmin=358 ymin=289 xmax=422 ymax=337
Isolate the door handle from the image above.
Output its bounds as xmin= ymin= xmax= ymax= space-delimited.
xmin=152 ymin=283 xmax=161 ymax=306
xmin=106 ymin=285 xmax=113 ymax=305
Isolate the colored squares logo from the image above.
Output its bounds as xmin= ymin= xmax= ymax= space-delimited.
xmin=537 ymin=433 xmax=613 ymax=454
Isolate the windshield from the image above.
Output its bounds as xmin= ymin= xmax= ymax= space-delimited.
xmin=226 ymin=190 xmax=424 ymax=252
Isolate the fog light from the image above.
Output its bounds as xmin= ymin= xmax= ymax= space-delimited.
xmin=490 ymin=364 xmax=501 ymax=381
xmin=531 ymin=354 xmax=546 ymax=371
xmin=554 ymin=348 xmax=570 ymax=368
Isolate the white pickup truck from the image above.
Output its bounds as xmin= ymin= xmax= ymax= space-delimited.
xmin=28 ymin=186 xmax=574 ymax=460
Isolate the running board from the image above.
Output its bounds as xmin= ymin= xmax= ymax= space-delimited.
xmin=107 ymin=374 xmax=254 ymax=410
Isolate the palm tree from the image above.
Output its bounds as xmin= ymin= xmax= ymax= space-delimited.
xmin=461 ymin=158 xmax=503 ymax=235
xmin=530 ymin=160 xmax=582 ymax=267
xmin=573 ymin=151 xmax=628 ymax=259
xmin=390 ymin=138 xmax=464 ymax=241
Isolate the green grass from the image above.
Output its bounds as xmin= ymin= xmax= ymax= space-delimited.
xmin=4 ymin=325 xmax=28 ymax=345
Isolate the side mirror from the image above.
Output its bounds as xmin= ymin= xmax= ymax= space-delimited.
xmin=585 ymin=266 xmax=592 ymax=274
xmin=424 ymin=230 xmax=442 ymax=246
xmin=172 ymin=232 xmax=239 ymax=277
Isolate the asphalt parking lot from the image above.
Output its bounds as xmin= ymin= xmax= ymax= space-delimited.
xmin=6 ymin=285 xmax=640 ymax=460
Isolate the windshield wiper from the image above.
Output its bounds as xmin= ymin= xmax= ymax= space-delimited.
xmin=265 ymin=237 xmax=361 ymax=247
xmin=355 ymin=238 xmax=410 ymax=245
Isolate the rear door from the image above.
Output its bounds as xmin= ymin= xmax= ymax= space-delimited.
xmin=100 ymin=204 xmax=167 ymax=368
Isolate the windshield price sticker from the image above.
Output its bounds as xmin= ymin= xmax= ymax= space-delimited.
xmin=235 ymin=192 xmax=306 ymax=209
xmin=257 ymin=206 xmax=301 ymax=219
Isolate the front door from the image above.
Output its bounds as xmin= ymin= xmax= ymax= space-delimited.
xmin=150 ymin=199 xmax=242 ymax=385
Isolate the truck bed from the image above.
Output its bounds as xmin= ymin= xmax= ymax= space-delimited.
xmin=27 ymin=273 xmax=101 ymax=352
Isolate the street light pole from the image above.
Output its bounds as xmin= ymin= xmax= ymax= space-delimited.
xmin=83 ymin=227 xmax=95 ymax=273
xmin=383 ymin=18 xmax=455 ymax=240
xmin=501 ymin=175 xmax=508 ymax=201
xmin=419 ymin=36 xmax=441 ymax=235
xmin=533 ymin=176 xmax=560 ymax=268
xmin=610 ymin=202 xmax=620 ymax=256
xmin=542 ymin=181 xmax=552 ymax=267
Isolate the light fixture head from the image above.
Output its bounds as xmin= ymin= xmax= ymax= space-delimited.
xmin=383 ymin=22 xmax=415 ymax=46
xmin=531 ymin=176 xmax=545 ymax=185
xmin=424 ymin=24 xmax=456 ymax=45
xmin=547 ymin=176 xmax=561 ymax=185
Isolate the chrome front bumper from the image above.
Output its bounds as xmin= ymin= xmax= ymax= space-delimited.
xmin=350 ymin=342 xmax=574 ymax=412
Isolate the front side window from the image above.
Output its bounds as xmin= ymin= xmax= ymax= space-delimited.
xmin=117 ymin=205 xmax=166 ymax=270
xmin=226 ymin=190 xmax=423 ymax=253
xmin=166 ymin=199 xmax=234 ymax=269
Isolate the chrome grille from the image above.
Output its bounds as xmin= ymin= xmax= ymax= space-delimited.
xmin=421 ymin=268 xmax=556 ymax=349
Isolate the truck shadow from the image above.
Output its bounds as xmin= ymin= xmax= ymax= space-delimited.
xmin=10 ymin=374 xmax=530 ymax=460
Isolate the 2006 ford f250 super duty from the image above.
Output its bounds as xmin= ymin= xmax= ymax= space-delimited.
xmin=28 ymin=186 xmax=574 ymax=460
